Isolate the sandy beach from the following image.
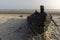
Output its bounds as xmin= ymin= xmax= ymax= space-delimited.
xmin=0 ymin=14 xmax=30 ymax=40
xmin=0 ymin=13 xmax=60 ymax=40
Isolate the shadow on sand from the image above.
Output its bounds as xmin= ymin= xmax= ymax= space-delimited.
xmin=0 ymin=18 xmax=45 ymax=40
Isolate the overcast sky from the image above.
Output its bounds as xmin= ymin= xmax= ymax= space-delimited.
xmin=0 ymin=0 xmax=60 ymax=9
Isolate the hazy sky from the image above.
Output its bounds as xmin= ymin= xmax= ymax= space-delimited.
xmin=0 ymin=0 xmax=60 ymax=9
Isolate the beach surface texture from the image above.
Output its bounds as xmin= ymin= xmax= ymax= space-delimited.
xmin=0 ymin=14 xmax=60 ymax=40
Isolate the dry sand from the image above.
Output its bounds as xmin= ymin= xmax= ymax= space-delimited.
xmin=0 ymin=14 xmax=30 ymax=40
xmin=45 ymin=15 xmax=60 ymax=40
xmin=0 ymin=14 xmax=60 ymax=40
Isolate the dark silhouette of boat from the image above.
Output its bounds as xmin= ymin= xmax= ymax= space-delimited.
xmin=27 ymin=5 xmax=47 ymax=34
xmin=27 ymin=5 xmax=58 ymax=35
